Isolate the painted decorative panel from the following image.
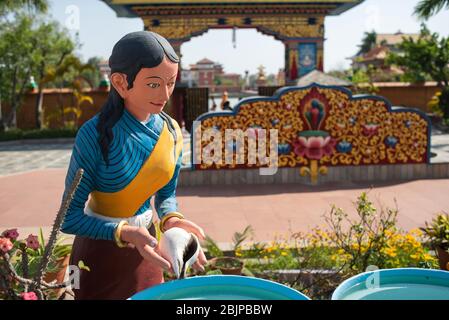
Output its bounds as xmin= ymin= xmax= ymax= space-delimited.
xmin=191 ymin=85 xmax=431 ymax=171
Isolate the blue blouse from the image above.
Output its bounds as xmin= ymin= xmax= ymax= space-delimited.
xmin=60 ymin=109 xmax=183 ymax=241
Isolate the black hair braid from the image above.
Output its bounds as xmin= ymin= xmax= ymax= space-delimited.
xmin=97 ymin=88 xmax=125 ymax=166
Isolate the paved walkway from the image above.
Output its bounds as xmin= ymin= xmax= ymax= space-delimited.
xmin=0 ymin=142 xmax=73 ymax=177
xmin=0 ymin=129 xmax=193 ymax=176
xmin=1 ymin=130 xmax=448 ymax=176
xmin=0 ymin=131 xmax=448 ymax=244
xmin=1 ymin=168 xmax=448 ymax=244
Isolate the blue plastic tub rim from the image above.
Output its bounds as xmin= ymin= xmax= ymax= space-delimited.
xmin=129 ymin=275 xmax=311 ymax=300
xmin=332 ymin=268 xmax=449 ymax=300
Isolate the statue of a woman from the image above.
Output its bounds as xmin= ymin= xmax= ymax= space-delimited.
xmin=60 ymin=31 xmax=207 ymax=300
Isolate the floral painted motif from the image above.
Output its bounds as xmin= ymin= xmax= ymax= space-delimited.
xmin=193 ymin=85 xmax=430 ymax=170
xmin=385 ymin=136 xmax=399 ymax=148
xmin=362 ymin=123 xmax=379 ymax=137
xmin=337 ymin=141 xmax=353 ymax=154
xmin=278 ymin=143 xmax=292 ymax=155
xmin=293 ymin=135 xmax=336 ymax=160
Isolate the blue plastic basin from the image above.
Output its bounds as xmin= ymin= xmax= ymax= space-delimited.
xmin=332 ymin=268 xmax=449 ymax=300
xmin=129 ymin=275 xmax=310 ymax=300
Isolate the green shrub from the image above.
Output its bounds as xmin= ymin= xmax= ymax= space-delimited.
xmin=0 ymin=128 xmax=77 ymax=141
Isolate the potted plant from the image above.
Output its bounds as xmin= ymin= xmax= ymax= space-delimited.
xmin=1 ymin=228 xmax=74 ymax=299
xmin=421 ymin=213 xmax=449 ymax=270
xmin=209 ymin=256 xmax=244 ymax=275
xmin=40 ymin=230 xmax=73 ymax=297
xmin=0 ymin=168 xmax=83 ymax=300
xmin=204 ymin=226 xmax=254 ymax=275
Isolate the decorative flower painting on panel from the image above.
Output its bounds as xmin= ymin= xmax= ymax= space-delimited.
xmin=192 ymin=85 xmax=430 ymax=170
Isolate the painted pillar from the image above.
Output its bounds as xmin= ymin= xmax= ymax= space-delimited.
xmin=282 ymin=17 xmax=325 ymax=84
xmin=284 ymin=38 xmax=324 ymax=85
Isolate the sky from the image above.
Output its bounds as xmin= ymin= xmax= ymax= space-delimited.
xmin=48 ymin=0 xmax=449 ymax=75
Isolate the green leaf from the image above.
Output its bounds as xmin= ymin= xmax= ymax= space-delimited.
xmin=78 ymin=260 xmax=90 ymax=272
xmin=53 ymin=244 xmax=71 ymax=258
xmin=38 ymin=227 xmax=45 ymax=255
xmin=232 ymin=225 xmax=254 ymax=250
xmin=205 ymin=269 xmax=222 ymax=275
xmin=203 ymin=235 xmax=223 ymax=258
xmin=241 ymin=267 xmax=255 ymax=277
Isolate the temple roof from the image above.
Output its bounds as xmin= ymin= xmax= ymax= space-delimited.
xmin=101 ymin=0 xmax=364 ymax=18
xmin=296 ymin=70 xmax=352 ymax=87
xmin=196 ymin=58 xmax=215 ymax=65
xmin=376 ymin=32 xmax=420 ymax=46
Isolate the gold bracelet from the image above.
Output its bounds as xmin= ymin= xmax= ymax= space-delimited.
xmin=114 ymin=220 xmax=129 ymax=248
xmin=160 ymin=212 xmax=185 ymax=233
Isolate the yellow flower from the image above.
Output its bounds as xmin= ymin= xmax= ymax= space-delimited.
xmin=281 ymin=251 xmax=288 ymax=256
xmin=384 ymin=247 xmax=397 ymax=257
xmin=410 ymin=228 xmax=423 ymax=237
xmin=412 ymin=242 xmax=421 ymax=249
xmin=423 ymin=253 xmax=434 ymax=261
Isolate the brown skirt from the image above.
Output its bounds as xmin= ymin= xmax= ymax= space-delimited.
xmin=70 ymin=223 xmax=164 ymax=300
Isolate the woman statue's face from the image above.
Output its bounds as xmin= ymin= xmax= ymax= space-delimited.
xmin=111 ymin=55 xmax=178 ymax=121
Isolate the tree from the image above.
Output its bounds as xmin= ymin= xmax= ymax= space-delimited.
xmin=0 ymin=10 xmax=78 ymax=129
xmin=213 ymin=74 xmax=222 ymax=86
xmin=357 ymin=31 xmax=377 ymax=56
xmin=42 ymin=55 xmax=95 ymax=129
xmin=388 ymin=25 xmax=449 ymax=86
xmin=350 ymin=66 xmax=379 ymax=95
xmin=388 ymin=25 xmax=449 ymax=119
xmin=0 ymin=15 xmax=38 ymax=128
xmin=31 ymin=20 xmax=77 ymax=129
xmin=414 ymin=0 xmax=449 ymax=20
xmin=0 ymin=0 xmax=48 ymax=19
xmin=81 ymin=57 xmax=103 ymax=89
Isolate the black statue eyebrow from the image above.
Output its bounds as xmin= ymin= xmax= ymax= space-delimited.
xmin=145 ymin=76 xmax=163 ymax=80
xmin=145 ymin=74 xmax=177 ymax=81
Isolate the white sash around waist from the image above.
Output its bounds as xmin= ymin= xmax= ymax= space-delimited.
xmin=84 ymin=206 xmax=153 ymax=229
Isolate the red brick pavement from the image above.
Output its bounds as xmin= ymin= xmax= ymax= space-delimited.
xmin=1 ymin=169 xmax=448 ymax=243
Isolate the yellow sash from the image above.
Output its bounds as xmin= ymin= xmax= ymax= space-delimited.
xmin=88 ymin=120 xmax=183 ymax=218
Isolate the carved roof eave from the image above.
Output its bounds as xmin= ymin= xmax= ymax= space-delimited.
xmin=101 ymin=0 xmax=364 ymax=18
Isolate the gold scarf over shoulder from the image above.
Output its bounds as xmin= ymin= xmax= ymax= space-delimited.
xmin=87 ymin=120 xmax=183 ymax=218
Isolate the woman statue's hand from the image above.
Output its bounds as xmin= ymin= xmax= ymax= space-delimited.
xmin=163 ymin=217 xmax=208 ymax=272
xmin=120 ymin=225 xmax=173 ymax=273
